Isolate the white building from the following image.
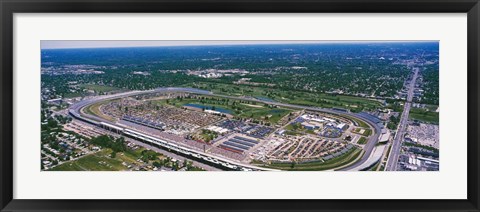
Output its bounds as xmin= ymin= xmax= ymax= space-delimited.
xmin=379 ymin=129 xmax=391 ymax=143
xmin=336 ymin=123 xmax=348 ymax=130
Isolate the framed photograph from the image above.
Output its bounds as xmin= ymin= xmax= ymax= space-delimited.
xmin=1 ymin=0 xmax=479 ymax=211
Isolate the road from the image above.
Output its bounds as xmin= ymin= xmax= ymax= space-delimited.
xmin=385 ymin=67 xmax=419 ymax=171
xmin=69 ymin=87 xmax=380 ymax=171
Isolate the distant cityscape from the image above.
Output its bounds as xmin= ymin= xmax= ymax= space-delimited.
xmin=41 ymin=41 xmax=439 ymax=171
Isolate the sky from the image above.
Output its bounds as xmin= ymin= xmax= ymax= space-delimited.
xmin=40 ymin=40 xmax=431 ymax=50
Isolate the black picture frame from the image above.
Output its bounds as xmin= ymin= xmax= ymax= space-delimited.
xmin=1 ymin=0 xmax=479 ymax=211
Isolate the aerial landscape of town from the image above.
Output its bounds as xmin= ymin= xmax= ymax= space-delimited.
xmin=41 ymin=41 xmax=439 ymax=171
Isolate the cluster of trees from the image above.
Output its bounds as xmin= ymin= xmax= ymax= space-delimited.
xmin=152 ymin=157 xmax=180 ymax=170
xmin=90 ymin=135 xmax=127 ymax=156
xmin=41 ymin=118 xmax=59 ymax=131
xmin=41 ymin=42 xmax=438 ymax=106
xmin=387 ymin=115 xmax=400 ymax=130
xmin=200 ymin=129 xmax=218 ymax=142
xmin=418 ymin=66 xmax=439 ymax=105
xmin=140 ymin=149 xmax=160 ymax=162
xmin=55 ymin=115 xmax=72 ymax=125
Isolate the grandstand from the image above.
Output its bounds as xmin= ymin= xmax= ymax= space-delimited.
xmin=218 ymin=136 xmax=260 ymax=154
xmin=357 ymin=112 xmax=383 ymax=128
xmin=234 ymin=136 xmax=259 ymax=144
xmin=122 ymin=115 xmax=165 ymax=131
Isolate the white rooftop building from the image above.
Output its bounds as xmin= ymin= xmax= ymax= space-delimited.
xmin=379 ymin=130 xmax=391 ymax=142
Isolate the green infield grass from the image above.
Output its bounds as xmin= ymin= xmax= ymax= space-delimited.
xmin=258 ymin=148 xmax=363 ymax=171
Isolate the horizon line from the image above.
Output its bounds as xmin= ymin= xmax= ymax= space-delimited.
xmin=40 ymin=40 xmax=439 ymax=50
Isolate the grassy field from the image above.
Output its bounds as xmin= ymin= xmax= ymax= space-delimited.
xmin=258 ymin=148 xmax=363 ymax=171
xmin=80 ymin=84 xmax=121 ymax=93
xmin=409 ymin=108 xmax=439 ymax=124
xmin=152 ymin=97 xmax=293 ymax=125
xmin=83 ymin=99 xmax=116 ymax=121
xmin=368 ymin=161 xmax=381 ymax=171
xmin=63 ymin=92 xmax=83 ymax=98
xmin=363 ymin=129 xmax=372 ymax=136
xmin=284 ymin=123 xmax=316 ymax=135
xmin=50 ymin=149 xmax=128 ymax=171
xmin=49 ymin=148 xmax=158 ymax=171
xmin=186 ymin=82 xmax=384 ymax=111
xmin=353 ymin=127 xmax=372 ymax=137
xmin=347 ymin=116 xmax=370 ymax=128
xmin=357 ymin=136 xmax=367 ymax=145
xmin=242 ymin=108 xmax=291 ymax=124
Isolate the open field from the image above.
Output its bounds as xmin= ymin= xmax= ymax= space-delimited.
xmin=357 ymin=137 xmax=367 ymax=145
xmin=284 ymin=123 xmax=316 ymax=135
xmin=258 ymin=148 xmax=363 ymax=171
xmin=49 ymin=149 xmax=129 ymax=171
xmin=63 ymin=92 xmax=83 ymax=98
xmin=83 ymin=99 xmax=116 ymax=121
xmin=362 ymin=129 xmax=372 ymax=136
xmin=409 ymin=108 xmax=439 ymax=124
xmin=346 ymin=116 xmax=370 ymax=128
xmin=152 ymin=96 xmax=293 ymax=125
xmin=186 ymin=82 xmax=384 ymax=112
xmin=49 ymin=148 xmax=164 ymax=171
xmin=353 ymin=128 xmax=372 ymax=136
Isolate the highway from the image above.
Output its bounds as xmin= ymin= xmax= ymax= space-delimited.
xmin=69 ymin=87 xmax=380 ymax=171
xmin=385 ymin=67 xmax=419 ymax=171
